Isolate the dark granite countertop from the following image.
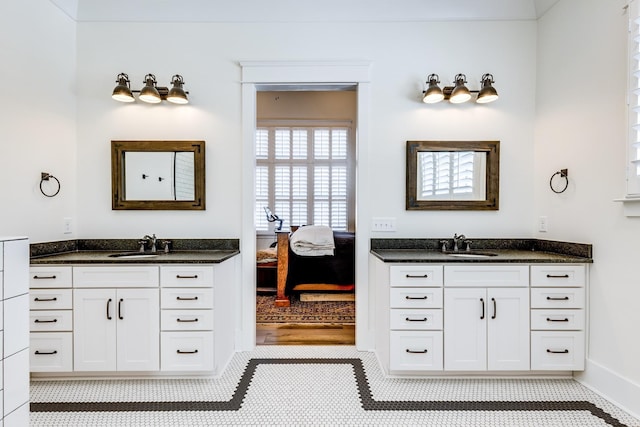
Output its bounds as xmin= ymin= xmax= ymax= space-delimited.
xmin=370 ymin=249 xmax=591 ymax=263
xmin=30 ymin=250 xmax=239 ymax=264
xmin=370 ymin=238 xmax=593 ymax=264
xmin=29 ymin=239 xmax=240 ymax=264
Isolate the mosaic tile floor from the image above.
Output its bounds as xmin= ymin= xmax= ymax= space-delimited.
xmin=30 ymin=346 xmax=640 ymax=426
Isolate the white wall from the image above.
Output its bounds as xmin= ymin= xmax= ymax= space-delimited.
xmin=0 ymin=0 xmax=77 ymax=242
xmin=74 ymin=20 xmax=536 ymax=240
xmin=536 ymin=0 xmax=640 ymax=416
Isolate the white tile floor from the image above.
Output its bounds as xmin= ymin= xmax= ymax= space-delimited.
xmin=30 ymin=346 xmax=640 ymax=427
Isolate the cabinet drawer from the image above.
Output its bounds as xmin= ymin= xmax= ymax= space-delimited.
xmin=30 ymin=310 xmax=73 ymax=332
xmin=30 ymin=266 xmax=72 ymax=288
xmin=74 ymin=266 xmax=159 ymax=288
xmin=161 ymin=288 xmax=214 ymax=309
xmin=389 ymin=331 xmax=443 ymax=371
xmin=444 ymin=265 xmax=529 ymax=287
xmin=531 ymin=309 xmax=584 ymax=331
xmin=161 ymin=266 xmax=214 ymax=287
xmin=390 ymin=265 xmax=443 ymax=287
xmin=530 ymin=265 xmax=585 ymax=287
xmin=531 ymin=331 xmax=585 ymax=371
xmin=30 ymin=289 xmax=73 ymax=310
xmin=161 ymin=331 xmax=214 ymax=371
xmin=30 ymin=332 xmax=73 ymax=372
xmin=161 ymin=309 xmax=214 ymax=331
xmin=390 ymin=309 xmax=442 ymax=330
xmin=531 ymin=288 xmax=585 ymax=309
xmin=390 ymin=288 xmax=443 ymax=309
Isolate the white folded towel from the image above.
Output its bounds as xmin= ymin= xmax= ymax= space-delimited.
xmin=290 ymin=225 xmax=335 ymax=256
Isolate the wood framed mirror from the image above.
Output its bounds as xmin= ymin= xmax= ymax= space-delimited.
xmin=406 ymin=140 xmax=499 ymax=210
xmin=111 ymin=140 xmax=206 ymax=210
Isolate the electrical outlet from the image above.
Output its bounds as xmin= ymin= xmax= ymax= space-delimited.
xmin=63 ymin=217 xmax=73 ymax=234
xmin=538 ymin=216 xmax=548 ymax=233
xmin=372 ymin=217 xmax=396 ymax=232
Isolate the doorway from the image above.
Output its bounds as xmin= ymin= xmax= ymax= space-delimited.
xmin=254 ymin=89 xmax=357 ymax=344
xmin=239 ymin=61 xmax=373 ymax=351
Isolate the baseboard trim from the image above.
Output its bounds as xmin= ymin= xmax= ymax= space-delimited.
xmin=574 ymin=358 xmax=640 ymax=420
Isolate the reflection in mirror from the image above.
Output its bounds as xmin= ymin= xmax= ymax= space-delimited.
xmin=124 ymin=152 xmax=195 ymax=201
xmin=417 ymin=151 xmax=486 ymax=201
xmin=112 ymin=140 xmax=205 ymax=210
xmin=406 ymin=141 xmax=499 ymax=210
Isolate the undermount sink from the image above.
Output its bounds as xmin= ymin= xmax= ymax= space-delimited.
xmin=445 ymin=251 xmax=498 ymax=258
xmin=108 ymin=252 xmax=159 ymax=259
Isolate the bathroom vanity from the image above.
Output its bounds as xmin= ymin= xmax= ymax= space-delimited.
xmin=29 ymin=242 xmax=238 ymax=378
xmin=0 ymin=237 xmax=30 ymax=425
xmin=370 ymin=238 xmax=592 ymax=376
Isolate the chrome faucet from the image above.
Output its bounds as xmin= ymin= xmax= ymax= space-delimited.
xmin=453 ymin=233 xmax=466 ymax=252
xmin=142 ymin=234 xmax=158 ymax=253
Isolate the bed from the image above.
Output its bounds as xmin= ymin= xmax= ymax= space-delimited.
xmin=274 ymin=228 xmax=355 ymax=307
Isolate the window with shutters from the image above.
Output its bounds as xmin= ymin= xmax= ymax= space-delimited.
xmin=628 ymin=0 xmax=640 ymax=196
xmin=255 ymin=121 xmax=354 ymax=232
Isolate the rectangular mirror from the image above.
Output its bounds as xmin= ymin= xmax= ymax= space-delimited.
xmin=406 ymin=140 xmax=499 ymax=210
xmin=111 ymin=140 xmax=206 ymax=210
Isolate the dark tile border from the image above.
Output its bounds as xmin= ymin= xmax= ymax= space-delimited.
xmin=31 ymin=358 xmax=627 ymax=426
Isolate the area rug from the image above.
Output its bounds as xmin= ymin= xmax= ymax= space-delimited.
xmin=256 ymin=295 xmax=355 ymax=323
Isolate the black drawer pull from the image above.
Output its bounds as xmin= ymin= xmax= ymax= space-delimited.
xmin=547 ymin=296 xmax=570 ymax=301
xmin=176 ymin=275 xmax=198 ymax=279
xmin=176 ymin=296 xmax=199 ymax=301
xmin=177 ymin=318 xmax=199 ymax=323
xmin=34 ymin=319 xmax=58 ymax=323
xmin=405 ymin=296 xmax=428 ymax=300
xmin=480 ymin=298 xmax=485 ymax=320
xmin=34 ymin=350 xmax=58 ymax=355
xmin=546 ymin=274 xmax=570 ymax=278
xmin=405 ymin=317 xmax=428 ymax=322
xmin=546 ymin=349 xmax=569 ymax=354
xmin=107 ymin=298 xmax=112 ymax=320
xmin=405 ymin=274 xmax=428 ymax=278
xmin=34 ymin=297 xmax=57 ymax=302
xmin=118 ymin=298 xmax=124 ymax=320
xmin=546 ymin=318 xmax=569 ymax=322
xmin=405 ymin=349 xmax=428 ymax=354
xmin=177 ymin=349 xmax=199 ymax=354
xmin=33 ymin=275 xmax=57 ymax=280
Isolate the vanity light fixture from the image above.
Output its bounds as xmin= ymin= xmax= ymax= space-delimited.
xmin=112 ymin=73 xmax=189 ymax=104
xmin=422 ymin=73 xmax=498 ymax=104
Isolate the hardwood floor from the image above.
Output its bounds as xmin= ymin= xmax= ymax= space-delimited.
xmin=256 ymin=323 xmax=355 ymax=345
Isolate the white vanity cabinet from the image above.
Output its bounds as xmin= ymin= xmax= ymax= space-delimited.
xmin=387 ymin=265 xmax=444 ymax=372
xmin=73 ymin=266 xmax=159 ymax=372
xmin=1 ymin=237 xmax=30 ymax=426
xmin=160 ymin=265 xmax=215 ymax=372
xmin=29 ymin=266 xmax=73 ymax=372
xmin=443 ymin=265 xmax=530 ymax=371
xmin=374 ymin=255 xmax=588 ymax=376
xmin=530 ymin=264 xmax=586 ymax=371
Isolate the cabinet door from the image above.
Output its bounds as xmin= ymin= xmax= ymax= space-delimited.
xmin=444 ymin=288 xmax=486 ymax=371
xmin=487 ymin=288 xmax=530 ymax=371
xmin=74 ymin=289 xmax=117 ymax=371
xmin=116 ymin=288 xmax=159 ymax=371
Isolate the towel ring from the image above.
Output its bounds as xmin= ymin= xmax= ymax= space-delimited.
xmin=549 ymin=169 xmax=568 ymax=194
xmin=40 ymin=172 xmax=61 ymax=198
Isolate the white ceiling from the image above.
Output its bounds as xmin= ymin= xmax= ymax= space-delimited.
xmin=50 ymin=0 xmax=561 ymax=22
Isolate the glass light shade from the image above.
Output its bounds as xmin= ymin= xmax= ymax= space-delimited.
xmin=112 ymin=74 xmax=135 ymax=102
xmin=166 ymin=75 xmax=189 ymax=104
xmin=139 ymin=74 xmax=161 ymax=103
xmin=450 ymin=75 xmax=471 ymax=103
xmin=476 ymin=75 xmax=499 ymax=104
xmin=422 ymin=75 xmax=444 ymax=104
